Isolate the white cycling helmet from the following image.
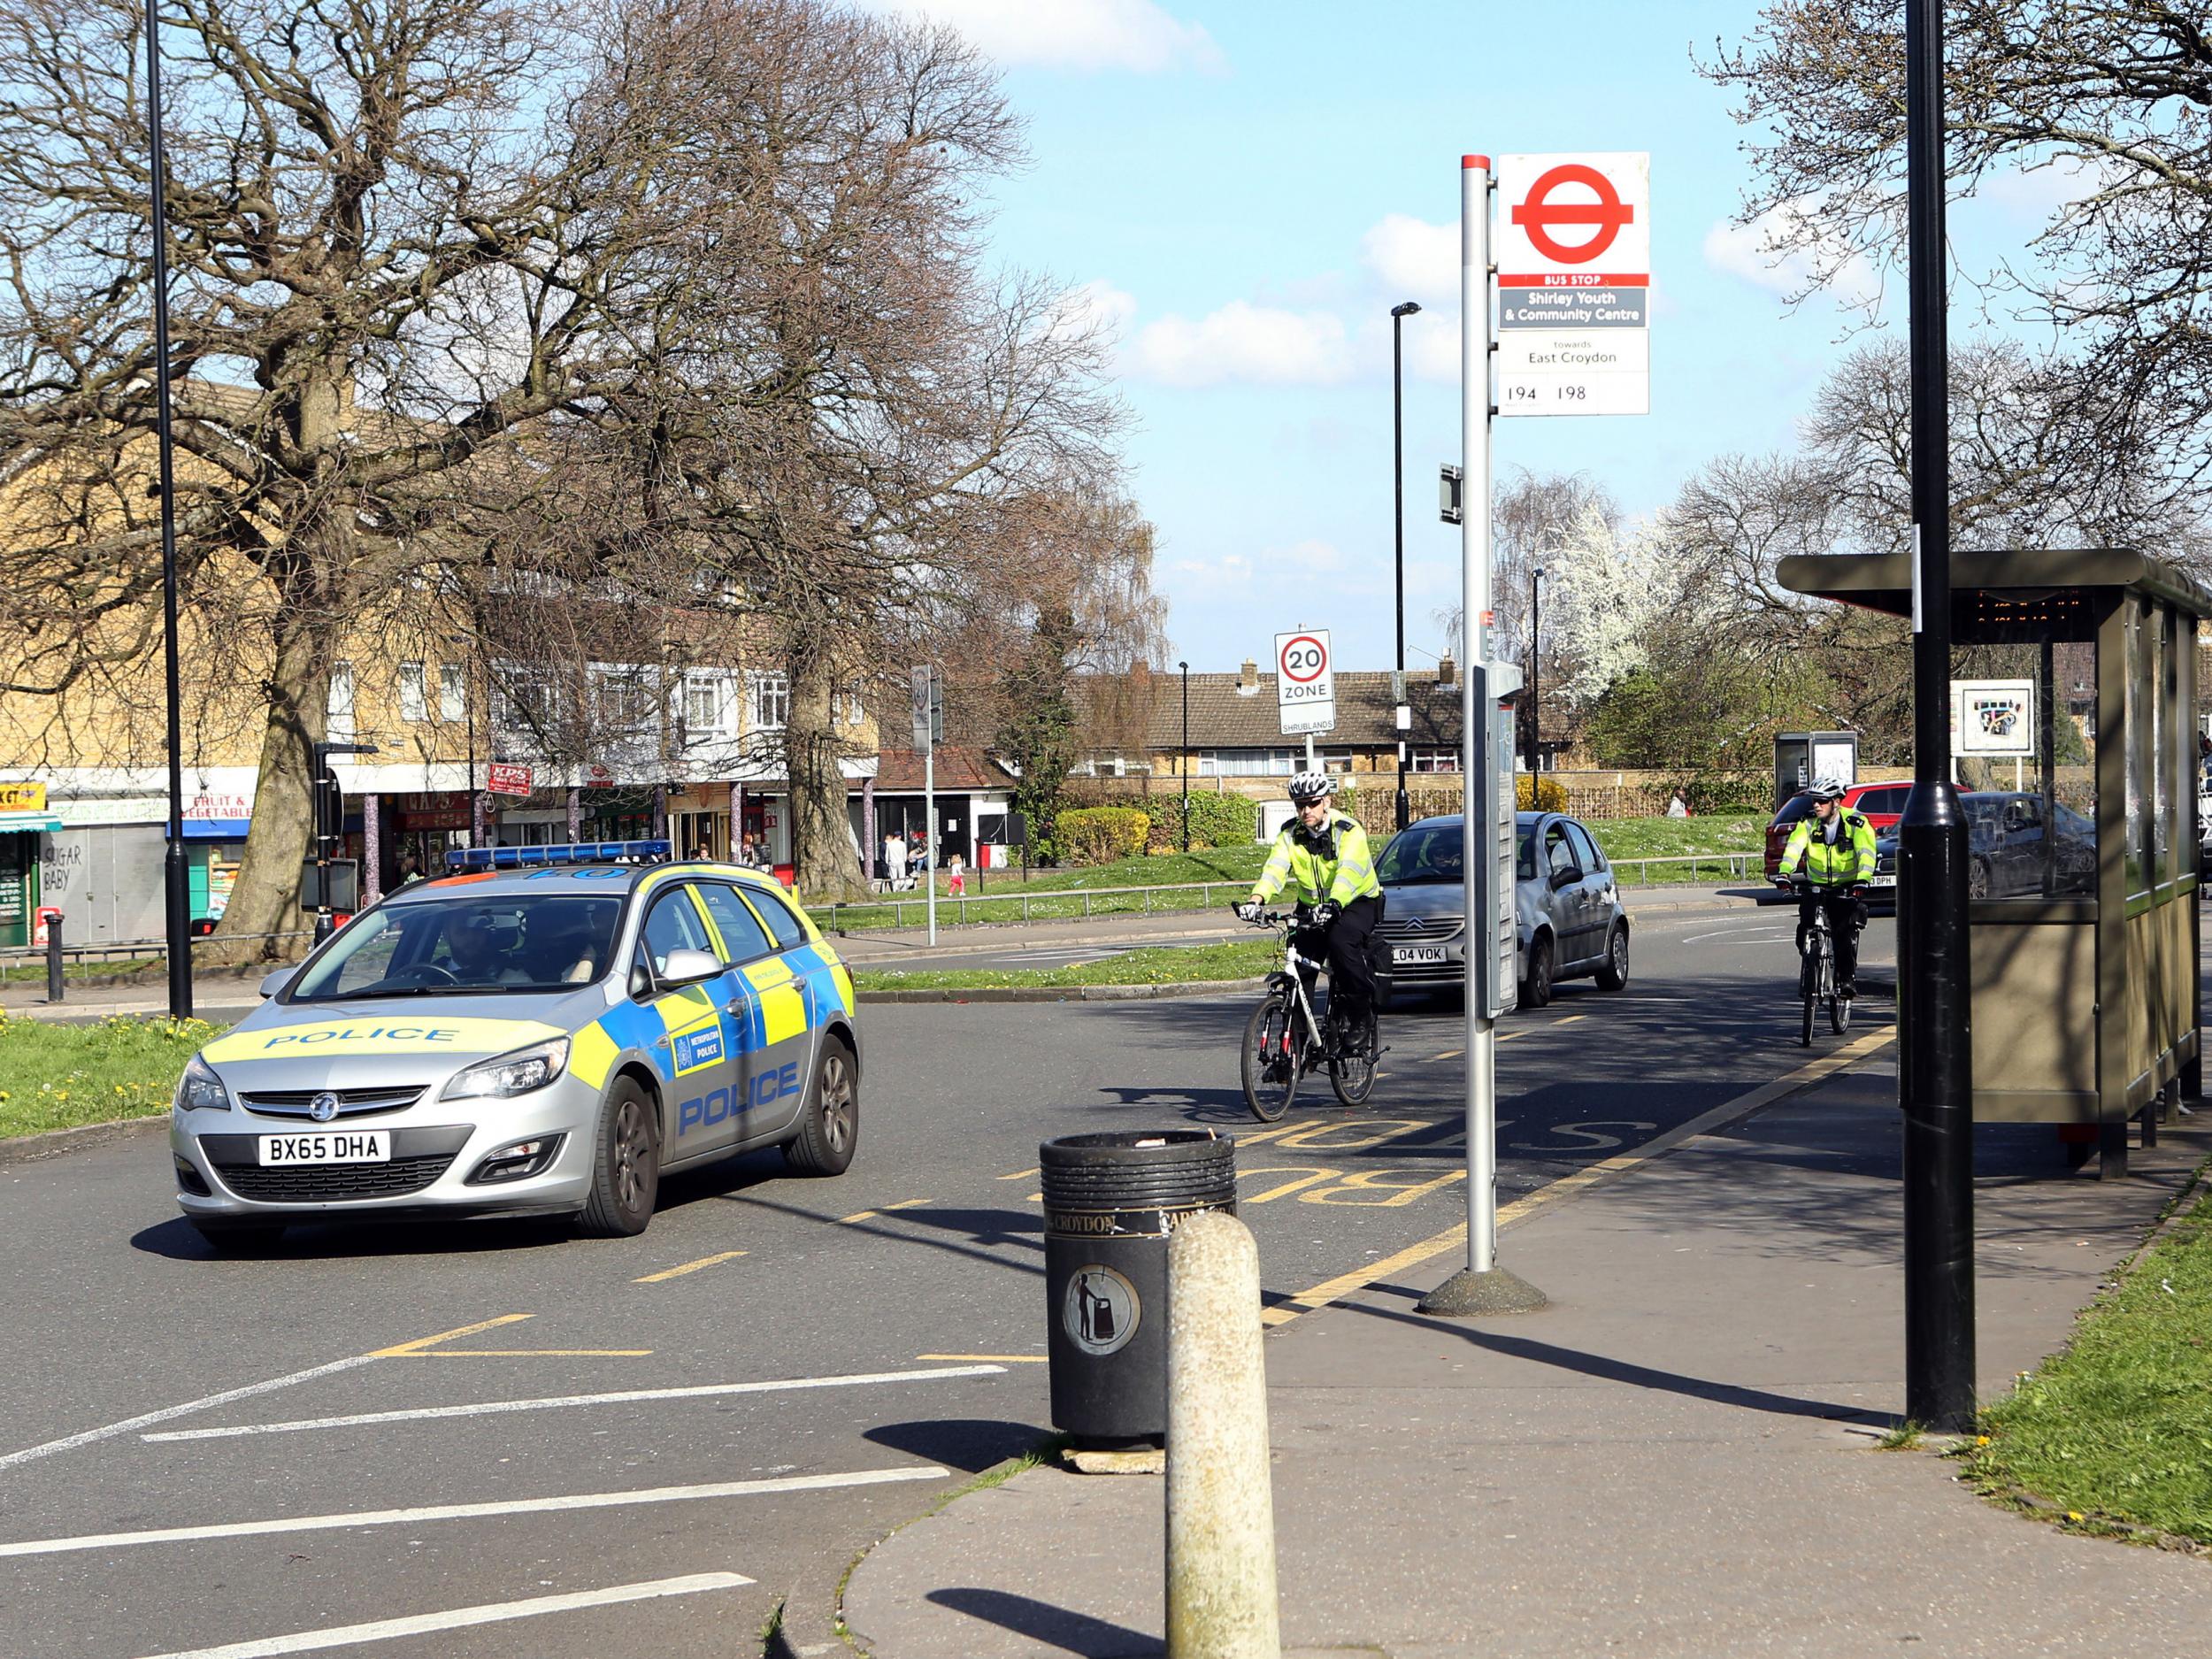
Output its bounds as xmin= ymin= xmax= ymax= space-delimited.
xmin=1808 ymin=776 xmax=1847 ymax=803
xmin=1286 ymin=769 xmax=1335 ymax=803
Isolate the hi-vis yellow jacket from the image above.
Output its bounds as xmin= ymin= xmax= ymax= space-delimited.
xmin=1250 ymin=811 xmax=1382 ymax=908
xmin=1779 ymin=809 xmax=1878 ymax=887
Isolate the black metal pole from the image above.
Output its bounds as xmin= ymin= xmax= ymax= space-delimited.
xmin=146 ymin=0 xmax=192 ymax=1018
xmin=1900 ymin=0 xmax=1976 ymax=1434
xmin=1179 ymin=660 xmax=1190 ymax=854
xmin=1392 ymin=303 xmax=1418 ymax=833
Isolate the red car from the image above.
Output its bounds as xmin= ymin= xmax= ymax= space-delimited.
xmin=1763 ymin=781 xmax=1910 ymax=884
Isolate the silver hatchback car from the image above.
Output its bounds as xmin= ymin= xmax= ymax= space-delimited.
xmin=170 ymin=843 xmax=862 ymax=1249
xmin=1374 ymin=810 xmax=1631 ymax=1009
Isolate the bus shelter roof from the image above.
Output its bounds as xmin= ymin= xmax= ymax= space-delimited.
xmin=1777 ymin=548 xmax=2212 ymax=643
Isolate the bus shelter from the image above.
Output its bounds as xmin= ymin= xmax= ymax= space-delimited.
xmin=1778 ymin=549 xmax=2208 ymax=1178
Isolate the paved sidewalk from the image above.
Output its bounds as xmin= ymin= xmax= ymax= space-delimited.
xmin=841 ymin=1064 xmax=2212 ymax=1658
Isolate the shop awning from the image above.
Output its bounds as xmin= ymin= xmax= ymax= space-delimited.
xmin=0 ymin=811 xmax=64 ymax=833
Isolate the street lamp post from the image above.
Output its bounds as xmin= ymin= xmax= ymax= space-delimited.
xmin=1526 ymin=565 xmax=1543 ymax=777
xmin=1391 ymin=301 xmax=1421 ymax=833
xmin=1900 ymin=0 xmax=1976 ymax=1432
xmin=1178 ymin=660 xmax=1191 ymax=854
xmin=144 ymin=0 xmax=191 ymax=1018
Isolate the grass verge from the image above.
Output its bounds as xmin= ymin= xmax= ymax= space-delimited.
xmin=1960 ymin=1168 xmax=2212 ymax=1546
xmin=853 ymin=938 xmax=1275 ymax=994
xmin=0 ymin=1010 xmax=223 ymax=1138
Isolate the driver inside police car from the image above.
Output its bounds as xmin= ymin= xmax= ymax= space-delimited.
xmin=442 ymin=911 xmax=528 ymax=985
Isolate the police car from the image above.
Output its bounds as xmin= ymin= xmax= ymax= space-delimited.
xmin=170 ymin=841 xmax=861 ymax=1248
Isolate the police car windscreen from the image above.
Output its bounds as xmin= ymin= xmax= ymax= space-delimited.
xmin=289 ymin=895 xmax=626 ymax=1000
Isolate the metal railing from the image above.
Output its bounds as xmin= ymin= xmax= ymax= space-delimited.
xmin=812 ymin=852 xmax=1772 ymax=934
xmin=816 ymin=879 xmax=1250 ymax=934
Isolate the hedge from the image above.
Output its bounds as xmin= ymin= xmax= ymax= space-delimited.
xmin=1054 ymin=806 xmax=1151 ymax=865
xmin=1516 ymin=774 xmax=1568 ymax=812
xmin=1146 ymin=792 xmax=1259 ymax=851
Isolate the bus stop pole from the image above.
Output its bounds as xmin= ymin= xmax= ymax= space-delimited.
xmin=1420 ymin=153 xmax=1543 ymax=1317
xmin=1899 ymin=0 xmax=1976 ymax=1433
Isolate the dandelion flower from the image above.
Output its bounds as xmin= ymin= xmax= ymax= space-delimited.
xmin=1975 ymin=1435 xmax=1991 ymax=1447
xmin=2067 ymin=1511 xmax=2084 ymax=1524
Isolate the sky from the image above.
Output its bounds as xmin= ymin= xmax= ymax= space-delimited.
xmin=865 ymin=0 xmax=2085 ymax=674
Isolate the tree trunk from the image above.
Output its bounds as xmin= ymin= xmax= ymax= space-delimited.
xmin=207 ymin=601 xmax=326 ymax=964
xmin=785 ymin=641 xmax=866 ymax=902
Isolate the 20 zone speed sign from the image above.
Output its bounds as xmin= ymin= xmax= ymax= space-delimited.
xmin=1275 ymin=629 xmax=1336 ymax=736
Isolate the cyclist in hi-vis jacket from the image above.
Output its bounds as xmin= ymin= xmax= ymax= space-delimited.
xmin=1233 ymin=770 xmax=1386 ymax=1052
xmin=1775 ymin=777 xmax=1877 ymax=999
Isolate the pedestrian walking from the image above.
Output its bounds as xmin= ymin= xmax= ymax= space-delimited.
xmin=883 ymin=832 xmax=908 ymax=885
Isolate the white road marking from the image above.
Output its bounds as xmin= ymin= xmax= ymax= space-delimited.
xmin=142 ymin=1363 xmax=1006 ymax=1444
xmin=131 ymin=1572 xmax=753 ymax=1659
xmin=0 ymin=1354 xmax=379 ymax=1475
xmin=1682 ymin=925 xmax=1794 ymax=944
xmin=0 ymin=1465 xmax=952 ymax=1560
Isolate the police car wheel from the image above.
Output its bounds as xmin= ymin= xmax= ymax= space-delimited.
xmin=784 ymin=1037 xmax=858 ymax=1177
xmin=579 ymin=1078 xmax=660 ymax=1237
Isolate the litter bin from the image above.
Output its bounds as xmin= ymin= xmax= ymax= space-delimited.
xmin=1040 ymin=1129 xmax=1238 ymax=1447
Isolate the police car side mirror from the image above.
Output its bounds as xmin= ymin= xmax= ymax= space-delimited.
xmin=258 ymin=968 xmax=294 ymax=999
xmin=658 ymin=948 xmax=723 ymax=987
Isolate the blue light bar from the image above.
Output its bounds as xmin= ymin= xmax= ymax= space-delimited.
xmin=443 ymin=839 xmax=673 ymax=872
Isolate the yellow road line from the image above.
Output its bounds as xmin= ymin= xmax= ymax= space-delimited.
xmin=423 ymin=1348 xmax=653 ymax=1358
xmin=370 ymin=1314 xmax=533 ymax=1358
xmin=1432 ymin=1049 xmax=1462 ymax=1061
xmin=997 ymin=1168 xmax=1038 ymax=1181
xmin=916 ymin=1354 xmax=1048 ymax=1363
xmin=839 ymin=1210 xmax=879 ymax=1224
xmin=1259 ymin=1025 xmax=1897 ymax=1331
xmin=634 ymin=1250 xmax=749 ymax=1284
xmin=885 ymin=1198 xmax=933 ymax=1211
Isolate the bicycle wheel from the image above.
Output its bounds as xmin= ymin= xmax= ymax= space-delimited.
xmin=1329 ymin=1010 xmax=1379 ymax=1107
xmin=1829 ymin=962 xmax=1852 ymax=1034
xmin=1800 ymin=946 xmax=1816 ymax=1048
xmin=1241 ymin=993 xmax=1301 ymax=1121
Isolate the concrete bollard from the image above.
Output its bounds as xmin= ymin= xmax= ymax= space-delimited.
xmin=1164 ymin=1209 xmax=1279 ymax=1659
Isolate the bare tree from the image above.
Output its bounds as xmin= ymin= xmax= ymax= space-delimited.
xmin=1701 ymin=1 xmax=2212 ymax=511
xmin=572 ymin=0 xmax=1128 ymax=898
xmin=0 ymin=0 xmax=726 ymax=951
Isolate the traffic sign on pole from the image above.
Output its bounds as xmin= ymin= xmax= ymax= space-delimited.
xmin=1495 ymin=152 xmax=1651 ymax=418
xmin=1275 ymin=630 xmax=1335 ymax=737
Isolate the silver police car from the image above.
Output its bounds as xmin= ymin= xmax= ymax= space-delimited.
xmin=171 ymin=842 xmax=862 ymax=1248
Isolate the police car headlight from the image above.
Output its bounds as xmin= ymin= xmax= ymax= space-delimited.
xmin=442 ymin=1037 xmax=571 ymax=1101
xmin=174 ymin=1055 xmax=230 ymax=1113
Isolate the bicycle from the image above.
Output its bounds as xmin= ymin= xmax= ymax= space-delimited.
xmin=1785 ymin=877 xmax=1854 ymax=1047
xmin=1238 ymin=909 xmax=1379 ymax=1120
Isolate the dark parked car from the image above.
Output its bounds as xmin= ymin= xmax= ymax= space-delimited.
xmin=1871 ymin=791 xmax=2095 ymax=898
xmin=1374 ymin=810 xmax=1630 ymax=1010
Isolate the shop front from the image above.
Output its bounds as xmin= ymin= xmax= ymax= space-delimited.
xmin=0 ymin=780 xmax=60 ymax=947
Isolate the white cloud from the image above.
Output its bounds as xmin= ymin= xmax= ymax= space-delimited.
xmin=1702 ymin=196 xmax=1880 ymax=309
xmin=1169 ymin=541 xmax=1344 ymax=607
xmin=1978 ymin=154 xmax=2121 ymax=220
xmin=864 ymin=0 xmax=1223 ymax=73
xmin=1053 ymin=278 xmax=1139 ymax=344
xmin=1361 ymin=213 xmax=1458 ymax=303
xmin=1128 ymin=301 xmax=1354 ymax=388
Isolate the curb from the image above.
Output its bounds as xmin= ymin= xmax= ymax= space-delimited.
xmin=0 ymin=1112 xmax=167 ymax=1166
xmin=860 ymin=978 xmax=1265 ymax=1004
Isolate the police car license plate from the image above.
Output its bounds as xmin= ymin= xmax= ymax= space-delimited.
xmin=258 ymin=1131 xmax=391 ymax=1167
xmin=1394 ymin=945 xmax=1447 ymax=964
